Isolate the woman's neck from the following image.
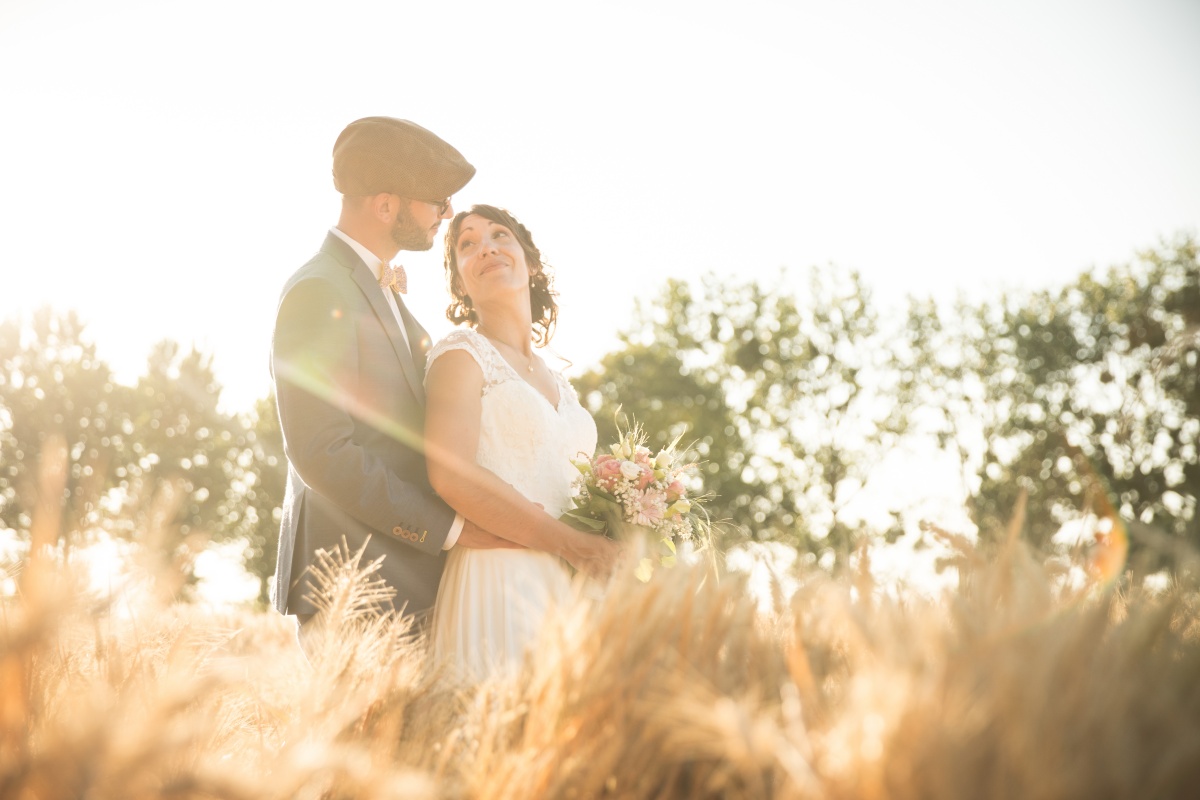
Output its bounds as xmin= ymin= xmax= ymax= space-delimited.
xmin=475 ymin=308 xmax=533 ymax=355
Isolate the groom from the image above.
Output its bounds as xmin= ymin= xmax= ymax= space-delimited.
xmin=271 ymin=116 xmax=512 ymax=632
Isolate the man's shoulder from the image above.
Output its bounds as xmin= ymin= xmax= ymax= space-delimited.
xmin=279 ymin=234 xmax=359 ymax=298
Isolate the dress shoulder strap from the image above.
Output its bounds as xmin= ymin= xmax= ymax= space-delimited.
xmin=425 ymin=327 xmax=510 ymax=391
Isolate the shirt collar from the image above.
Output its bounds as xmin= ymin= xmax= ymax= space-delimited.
xmin=329 ymin=226 xmax=386 ymax=283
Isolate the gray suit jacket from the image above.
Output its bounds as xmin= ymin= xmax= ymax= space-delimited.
xmin=270 ymin=232 xmax=456 ymax=619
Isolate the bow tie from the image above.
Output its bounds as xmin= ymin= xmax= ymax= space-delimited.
xmin=380 ymin=263 xmax=407 ymax=294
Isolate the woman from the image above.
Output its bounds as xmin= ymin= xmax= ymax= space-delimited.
xmin=424 ymin=204 xmax=620 ymax=678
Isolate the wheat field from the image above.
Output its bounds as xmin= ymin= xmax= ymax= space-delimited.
xmin=3 ymin=520 xmax=1200 ymax=800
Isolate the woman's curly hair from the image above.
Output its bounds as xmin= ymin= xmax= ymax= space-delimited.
xmin=443 ymin=204 xmax=559 ymax=347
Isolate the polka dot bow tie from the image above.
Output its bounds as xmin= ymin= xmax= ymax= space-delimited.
xmin=380 ymin=263 xmax=407 ymax=294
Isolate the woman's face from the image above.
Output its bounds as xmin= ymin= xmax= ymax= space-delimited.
xmin=453 ymin=214 xmax=531 ymax=306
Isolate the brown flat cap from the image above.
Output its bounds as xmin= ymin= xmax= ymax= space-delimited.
xmin=332 ymin=117 xmax=475 ymax=200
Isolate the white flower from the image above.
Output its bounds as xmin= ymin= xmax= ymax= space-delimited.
xmin=655 ymin=451 xmax=672 ymax=469
xmin=619 ymin=460 xmax=641 ymax=481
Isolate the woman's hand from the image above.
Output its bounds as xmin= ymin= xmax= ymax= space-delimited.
xmin=557 ymin=528 xmax=623 ymax=579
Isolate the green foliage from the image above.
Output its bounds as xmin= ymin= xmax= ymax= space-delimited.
xmin=0 ymin=309 xmax=285 ymax=602
xmin=577 ymin=238 xmax=1198 ymax=580
xmin=5 ymin=234 xmax=1195 ymax=599
xmin=902 ymin=236 xmax=1199 ymax=575
xmin=574 ymin=270 xmax=909 ymax=566
xmin=0 ymin=309 xmax=130 ymax=539
xmin=242 ymin=394 xmax=285 ymax=604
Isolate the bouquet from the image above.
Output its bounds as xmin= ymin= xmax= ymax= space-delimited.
xmin=562 ymin=422 xmax=709 ymax=577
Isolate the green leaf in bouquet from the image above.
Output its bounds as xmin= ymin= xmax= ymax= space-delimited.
xmin=559 ymin=510 xmax=608 ymax=533
xmin=588 ymin=486 xmax=620 ymax=505
xmin=658 ymin=537 xmax=677 ymax=568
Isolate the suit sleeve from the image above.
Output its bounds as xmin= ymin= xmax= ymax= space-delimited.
xmin=271 ymin=276 xmax=456 ymax=554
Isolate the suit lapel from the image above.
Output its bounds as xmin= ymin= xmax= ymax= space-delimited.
xmin=322 ymin=234 xmax=427 ymax=406
xmin=396 ymin=296 xmax=432 ymax=387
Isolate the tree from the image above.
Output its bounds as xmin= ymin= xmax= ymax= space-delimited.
xmin=240 ymin=394 xmax=286 ymax=604
xmin=0 ymin=310 xmax=285 ymax=600
xmin=0 ymin=309 xmax=132 ymax=545
xmin=111 ymin=341 xmax=259 ymax=588
xmin=903 ymin=237 xmax=1199 ymax=577
xmin=574 ymin=269 xmax=909 ymax=566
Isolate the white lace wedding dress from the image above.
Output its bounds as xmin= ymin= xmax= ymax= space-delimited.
xmin=427 ymin=328 xmax=597 ymax=679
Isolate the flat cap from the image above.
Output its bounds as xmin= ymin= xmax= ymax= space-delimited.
xmin=332 ymin=117 xmax=475 ymax=200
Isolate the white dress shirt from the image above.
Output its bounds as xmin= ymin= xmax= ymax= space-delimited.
xmin=330 ymin=227 xmax=463 ymax=550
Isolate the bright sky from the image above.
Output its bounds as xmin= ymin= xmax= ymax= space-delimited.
xmin=2 ymin=0 xmax=1199 ymax=412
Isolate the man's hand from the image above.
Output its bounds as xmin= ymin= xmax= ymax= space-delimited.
xmin=455 ymin=519 xmax=525 ymax=550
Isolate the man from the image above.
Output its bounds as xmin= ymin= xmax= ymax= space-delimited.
xmin=270 ymin=116 xmax=511 ymax=634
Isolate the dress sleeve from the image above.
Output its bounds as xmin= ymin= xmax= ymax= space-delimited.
xmin=425 ymin=328 xmax=509 ymax=392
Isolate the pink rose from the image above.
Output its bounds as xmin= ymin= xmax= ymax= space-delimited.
xmin=636 ymin=465 xmax=655 ymax=490
xmin=594 ymin=455 xmax=623 ymax=490
xmin=666 ymin=480 xmax=685 ymax=502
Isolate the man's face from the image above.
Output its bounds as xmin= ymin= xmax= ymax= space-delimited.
xmin=390 ymin=197 xmax=454 ymax=252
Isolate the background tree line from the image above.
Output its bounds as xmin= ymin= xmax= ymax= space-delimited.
xmin=576 ymin=236 xmax=1197 ymax=579
xmin=2 ymin=236 xmax=1196 ymax=602
xmin=0 ymin=310 xmax=283 ymax=601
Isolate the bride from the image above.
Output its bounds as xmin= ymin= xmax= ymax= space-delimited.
xmin=424 ymin=204 xmax=620 ymax=678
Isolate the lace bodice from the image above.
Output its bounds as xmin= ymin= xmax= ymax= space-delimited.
xmin=425 ymin=328 xmax=597 ymax=518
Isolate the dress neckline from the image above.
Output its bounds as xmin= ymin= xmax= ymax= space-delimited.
xmin=472 ymin=329 xmax=563 ymax=412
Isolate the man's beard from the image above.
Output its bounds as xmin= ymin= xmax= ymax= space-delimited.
xmin=390 ymin=204 xmax=435 ymax=251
